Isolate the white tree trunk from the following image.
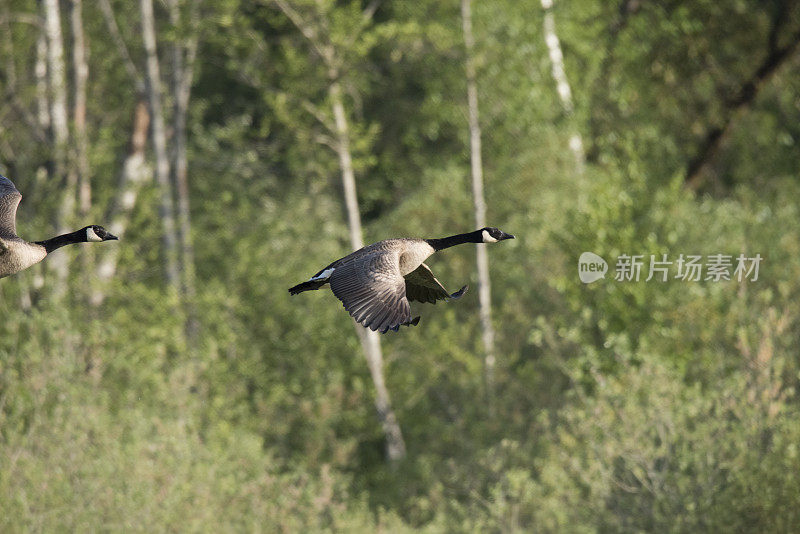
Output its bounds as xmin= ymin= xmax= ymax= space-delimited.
xmin=91 ymin=99 xmax=152 ymax=306
xmin=43 ymin=0 xmax=73 ymax=292
xmin=35 ymin=32 xmax=50 ymax=130
xmin=25 ymin=29 xmax=50 ymax=307
xmin=70 ymin=0 xmax=90 ymax=217
xmin=330 ymin=80 xmax=406 ymax=462
xmin=273 ymin=0 xmax=406 ymax=462
xmin=70 ymin=0 xmax=93 ymax=285
xmin=140 ymin=0 xmax=180 ymax=290
xmin=541 ymin=0 xmax=584 ymax=172
xmin=168 ymin=0 xmax=200 ymax=338
xmin=43 ymin=0 xmax=68 ymax=152
xmin=91 ymin=0 xmax=148 ymax=306
xmin=461 ymin=0 xmax=497 ymax=408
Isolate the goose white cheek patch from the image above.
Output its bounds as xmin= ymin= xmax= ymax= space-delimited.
xmin=87 ymin=228 xmax=104 ymax=242
xmin=481 ymin=230 xmax=498 ymax=243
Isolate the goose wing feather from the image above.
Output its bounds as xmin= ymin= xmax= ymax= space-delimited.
xmin=0 ymin=175 xmax=22 ymax=237
xmin=404 ymin=263 xmax=467 ymax=304
xmin=328 ymin=250 xmax=414 ymax=333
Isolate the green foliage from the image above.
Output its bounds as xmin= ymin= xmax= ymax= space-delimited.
xmin=2 ymin=0 xmax=800 ymax=530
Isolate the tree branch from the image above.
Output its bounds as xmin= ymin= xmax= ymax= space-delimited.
xmin=341 ymin=0 xmax=382 ymax=48
xmin=0 ymin=10 xmax=47 ymax=144
xmin=0 ymin=12 xmax=41 ymax=27
xmin=686 ymin=27 xmax=800 ymax=189
xmin=300 ymin=98 xmax=335 ymax=132
xmin=362 ymin=0 xmax=382 ymax=21
xmin=312 ymin=132 xmax=338 ymax=150
xmin=272 ymin=0 xmax=334 ymax=67
xmin=99 ymin=0 xmax=144 ymax=93
xmin=767 ymin=0 xmax=788 ymax=54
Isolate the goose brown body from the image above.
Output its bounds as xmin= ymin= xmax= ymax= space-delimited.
xmin=0 ymin=174 xmax=118 ymax=279
xmin=0 ymin=238 xmax=48 ymax=278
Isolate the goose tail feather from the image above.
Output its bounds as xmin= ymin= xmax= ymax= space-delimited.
xmin=288 ymin=279 xmax=328 ymax=295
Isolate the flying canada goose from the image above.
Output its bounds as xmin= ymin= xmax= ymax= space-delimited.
xmin=0 ymin=174 xmax=118 ymax=279
xmin=289 ymin=227 xmax=514 ymax=333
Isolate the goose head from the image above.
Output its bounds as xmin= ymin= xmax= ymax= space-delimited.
xmin=480 ymin=227 xmax=514 ymax=243
xmin=84 ymin=225 xmax=119 ymax=242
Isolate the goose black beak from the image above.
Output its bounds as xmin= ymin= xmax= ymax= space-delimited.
xmin=500 ymin=232 xmax=515 ymax=240
xmin=107 ymin=233 xmax=119 ymax=241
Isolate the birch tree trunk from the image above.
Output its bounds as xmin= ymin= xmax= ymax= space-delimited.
xmin=168 ymin=0 xmax=200 ymax=339
xmin=70 ymin=0 xmax=90 ymax=219
xmin=43 ymin=0 xmax=68 ymax=157
xmin=91 ymin=1 xmax=148 ymax=306
xmin=461 ymin=0 xmax=497 ymax=410
xmin=91 ymin=99 xmax=152 ymax=306
xmin=21 ymin=28 xmax=50 ymax=310
xmin=273 ymin=0 xmax=406 ymax=461
xmin=70 ymin=0 xmax=93 ymax=284
xmin=541 ymin=0 xmax=584 ymax=172
xmin=35 ymin=32 xmax=50 ymax=131
xmin=140 ymin=0 xmax=180 ymax=290
xmin=330 ymin=79 xmax=406 ymax=462
xmin=43 ymin=0 xmax=74 ymax=291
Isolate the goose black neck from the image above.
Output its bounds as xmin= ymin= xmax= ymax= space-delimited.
xmin=36 ymin=229 xmax=86 ymax=253
xmin=425 ymin=230 xmax=482 ymax=251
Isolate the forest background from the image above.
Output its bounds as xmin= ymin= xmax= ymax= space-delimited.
xmin=2 ymin=0 xmax=800 ymax=531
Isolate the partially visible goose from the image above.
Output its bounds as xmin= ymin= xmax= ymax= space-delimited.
xmin=289 ymin=227 xmax=514 ymax=333
xmin=0 ymin=174 xmax=118 ymax=279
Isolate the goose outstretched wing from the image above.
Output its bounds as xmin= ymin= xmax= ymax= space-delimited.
xmin=328 ymin=251 xmax=419 ymax=333
xmin=0 ymin=175 xmax=22 ymax=237
xmin=404 ymin=263 xmax=467 ymax=304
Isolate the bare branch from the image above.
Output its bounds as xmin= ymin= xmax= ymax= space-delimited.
xmin=272 ymin=0 xmax=334 ymax=67
xmin=312 ymin=132 xmax=338 ymax=151
xmin=0 ymin=12 xmax=41 ymax=27
xmin=362 ymin=0 xmax=382 ymax=21
xmin=686 ymin=27 xmax=800 ymax=189
xmin=99 ymin=0 xmax=144 ymax=92
xmin=1 ymin=6 xmax=47 ymax=144
xmin=300 ymin=98 xmax=335 ymax=132
xmin=767 ymin=0 xmax=789 ymax=54
xmin=1 ymin=92 xmax=47 ymax=143
xmin=341 ymin=0 xmax=383 ymax=50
